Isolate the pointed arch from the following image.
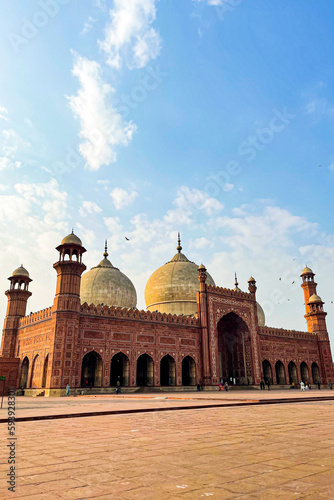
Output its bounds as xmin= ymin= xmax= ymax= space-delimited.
xmin=262 ymin=359 xmax=272 ymax=384
xmin=300 ymin=362 xmax=309 ymax=383
xmin=160 ymin=354 xmax=176 ymax=386
xmin=42 ymin=354 xmax=49 ymax=388
xmin=30 ymin=354 xmax=42 ymax=388
xmin=275 ymin=360 xmax=286 ymax=385
xmin=20 ymin=357 xmax=29 ymax=388
xmin=110 ymin=352 xmax=129 ymax=386
xmin=182 ymin=355 xmax=196 ymax=386
xmin=288 ymin=361 xmax=298 ymax=385
xmin=136 ymin=354 xmax=154 ymax=386
xmin=81 ymin=351 xmax=103 ymax=387
xmin=217 ymin=312 xmax=252 ymax=384
xmin=311 ymin=362 xmax=320 ymax=384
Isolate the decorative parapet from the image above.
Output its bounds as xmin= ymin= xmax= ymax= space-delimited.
xmin=206 ymin=284 xmax=252 ymax=300
xmin=259 ymin=325 xmax=317 ymax=340
xmin=80 ymin=303 xmax=199 ymax=327
xmin=19 ymin=306 xmax=53 ymax=327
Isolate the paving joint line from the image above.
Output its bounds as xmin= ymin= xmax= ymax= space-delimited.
xmin=0 ymin=395 xmax=334 ymax=423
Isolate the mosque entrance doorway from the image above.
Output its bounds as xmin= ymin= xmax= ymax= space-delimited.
xmin=110 ymin=352 xmax=129 ymax=386
xmin=81 ymin=351 xmax=103 ymax=387
xmin=288 ymin=361 xmax=298 ymax=385
xmin=312 ymin=362 xmax=320 ymax=384
xmin=20 ymin=357 xmax=29 ymax=388
xmin=136 ymin=354 xmax=153 ymax=386
xmin=182 ymin=356 xmax=196 ymax=386
xmin=42 ymin=355 xmax=49 ymax=388
xmin=217 ymin=312 xmax=252 ymax=385
xmin=160 ymin=355 xmax=176 ymax=386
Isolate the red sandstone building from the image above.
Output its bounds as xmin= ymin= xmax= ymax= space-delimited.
xmin=0 ymin=232 xmax=333 ymax=395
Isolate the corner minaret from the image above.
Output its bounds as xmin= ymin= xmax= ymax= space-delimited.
xmin=0 ymin=265 xmax=32 ymax=357
xmin=301 ymin=266 xmax=317 ymax=332
xmin=301 ymin=267 xmax=327 ymax=335
xmin=301 ymin=268 xmax=334 ymax=383
xmin=53 ymin=231 xmax=86 ymax=312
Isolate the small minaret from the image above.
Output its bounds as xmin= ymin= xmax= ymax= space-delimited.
xmin=53 ymin=231 xmax=86 ymax=312
xmin=234 ymin=273 xmax=242 ymax=292
xmin=300 ymin=267 xmax=326 ymax=334
xmin=300 ymin=269 xmax=334 ymax=383
xmin=197 ymin=263 xmax=211 ymax=385
xmin=0 ymin=265 xmax=32 ymax=357
xmin=300 ymin=267 xmax=317 ymax=331
xmin=248 ymin=276 xmax=257 ymax=295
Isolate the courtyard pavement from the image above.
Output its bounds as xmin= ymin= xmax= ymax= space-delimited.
xmin=1 ymin=391 xmax=334 ymax=498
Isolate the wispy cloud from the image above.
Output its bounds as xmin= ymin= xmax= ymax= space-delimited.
xmin=99 ymin=0 xmax=161 ymax=69
xmin=110 ymin=187 xmax=139 ymax=209
xmin=68 ymin=54 xmax=137 ymax=170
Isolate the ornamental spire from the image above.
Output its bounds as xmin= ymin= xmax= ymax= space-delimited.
xmin=177 ymin=232 xmax=182 ymax=253
xmin=234 ymin=272 xmax=238 ymax=288
xmin=103 ymin=239 xmax=108 ymax=259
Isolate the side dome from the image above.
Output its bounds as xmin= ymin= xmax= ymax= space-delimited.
xmin=12 ymin=265 xmax=29 ymax=277
xmin=61 ymin=231 xmax=82 ymax=246
xmin=309 ymin=294 xmax=322 ymax=303
xmin=145 ymin=236 xmax=215 ymax=316
xmin=80 ymin=244 xmax=137 ymax=308
xmin=257 ymin=302 xmax=265 ymax=326
xmin=301 ymin=266 xmax=314 ymax=276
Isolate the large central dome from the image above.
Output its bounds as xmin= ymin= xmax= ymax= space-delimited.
xmin=80 ymin=244 xmax=137 ymax=308
xmin=145 ymin=236 xmax=215 ymax=316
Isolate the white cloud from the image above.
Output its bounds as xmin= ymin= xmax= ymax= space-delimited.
xmin=79 ymin=201 xmax=102 ymax=216
xmin=68 ymin=54 xmax=137 ymax=170
xmin=99 ymin=0 xmax=161 ymax=69
xmin=0 ymin=105 xmax=8 ymax=121
xmin=110 ymin=187 xmax=138 ymax=209
xmin=173 ymin=186 xmax=223 ymax=216
xmin=193 ymin=237 xmax=214 ymax=249
xmin=81 ymin=16 xmax=98 ymax=35
xmin=223 ymin=183 xmax=234 ymax=192
xmin=0 ymin=128 xmax=31 ymax=171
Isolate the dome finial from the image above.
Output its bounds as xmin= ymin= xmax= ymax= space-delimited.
xmin=71 ymin=228 xmax=74 ymax=234
xmin=176 ymin=232 xmax=182 ymax=253
xmin=103 ymin=239 xmax=108 ymax=258
xmin=234 ymin=272 xmax=238 ymax=288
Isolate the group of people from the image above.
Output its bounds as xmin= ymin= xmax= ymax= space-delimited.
xmin=218 ymin=380 xmax=229 ymax=392
xmin=260 ymin=380 xmax=270 ymax=390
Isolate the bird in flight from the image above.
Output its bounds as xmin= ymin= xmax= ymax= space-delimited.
xmin=292 ymin=281 xmax=295 ymax=284
xmin=279 ymin=277 xmax=281 ymax=281
xmin=125 ymin=237 xmax=130 ymax=241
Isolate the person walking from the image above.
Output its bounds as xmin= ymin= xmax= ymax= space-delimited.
xmin=300 ymin=381 xmax=305 ymax=391
xmin=224 ymin=382 xmax=229 ymax=392
xmin=329 ymin=381 xmax=332 ymax=390
xmin=318 ymin=381 xmax=321 ymax=390
xmin=266 ymin=380 xmax=270 ymax=390
xmin=66 ymin=383 xmax=70 ymax=396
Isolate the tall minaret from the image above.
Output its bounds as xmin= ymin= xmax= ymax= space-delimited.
xmin=0 ymin=266 xmax=32 ymax=357
xmin=53 ymin=231 xmax=86 ymax=312
xmin=301 ymin=266 xmax=317 ymax=332
xmin=301 ymin=267 xmax=333 ymax=383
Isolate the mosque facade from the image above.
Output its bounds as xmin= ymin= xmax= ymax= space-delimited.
xmin=0 ymin=232 xmax=333 ymax=395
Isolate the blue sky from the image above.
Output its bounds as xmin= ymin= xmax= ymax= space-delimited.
xmin=0 ymin=0 xmax=334 ymax=344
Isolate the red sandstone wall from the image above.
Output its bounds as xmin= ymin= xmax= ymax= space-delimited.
xmin=15 ymin=318 xmax=55 ymax=388
xmin=0 ymin=358 xmax=19 ymax=393
xmin=258 ymin=327 xmax=326 ymax=384
xmin=50 ymin=310 xmax=201 ymax=389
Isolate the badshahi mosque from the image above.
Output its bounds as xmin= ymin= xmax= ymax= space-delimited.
xmin=0 ymin=231 xmax=333 ymax=395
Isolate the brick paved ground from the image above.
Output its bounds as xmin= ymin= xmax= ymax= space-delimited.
xmin=1 ymin=395 xmax=334 ymax=499
xmin=1 ymin=389 xmax=334 ymax=419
